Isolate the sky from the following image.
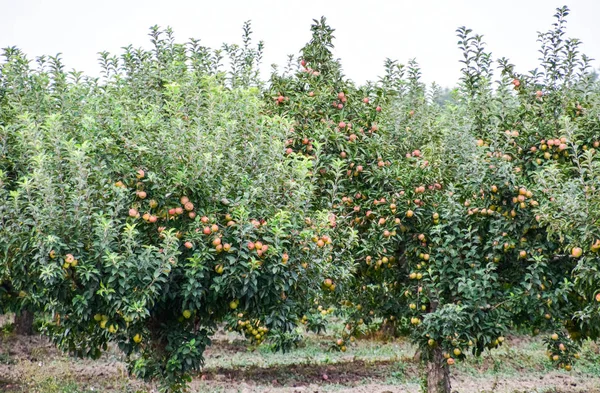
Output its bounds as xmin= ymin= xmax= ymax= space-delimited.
xmin=1 ymin=0 xmax=599 ymax=87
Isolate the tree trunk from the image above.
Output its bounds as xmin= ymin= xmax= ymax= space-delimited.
xmin=14 ymin=310 xmax=34 ymax=335
xmin=426 ymin=347 xmax=451 ymax=393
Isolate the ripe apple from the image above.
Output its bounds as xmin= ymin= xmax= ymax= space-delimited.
xmin=137 ymin=191 xmax=147 ymax=199
xmin=571 ymin=247 xmax=583 ymax=258
xmin=376 ymin=106 xmax=381 ymax=112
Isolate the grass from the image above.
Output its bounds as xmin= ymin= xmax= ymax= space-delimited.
xmin=2 ymin=324 xmax=600 ymax=393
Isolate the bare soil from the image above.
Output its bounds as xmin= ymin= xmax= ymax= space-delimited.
xmin=1 ymin=325 xmax=600 ymax=393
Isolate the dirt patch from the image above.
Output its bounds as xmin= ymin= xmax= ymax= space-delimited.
xmin=0 ymin=334 xmax=58 ymax=361
xmin=200 ymin=358 xmax=414 ymax=386
xmin=452 ymin=371 xmax=600 ymax=393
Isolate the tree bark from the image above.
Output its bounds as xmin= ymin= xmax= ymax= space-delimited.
xmin=426 ymin=347 xmax=451 ymax=393
xmin=14 ymin=310 xmax=34 ymax=335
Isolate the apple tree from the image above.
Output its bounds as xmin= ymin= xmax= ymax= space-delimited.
xmin=0 ymin=25 xmax=347 ymax=391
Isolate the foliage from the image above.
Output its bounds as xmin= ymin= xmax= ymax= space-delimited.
xmin=1 ymin=6 xmax=599 ymax=393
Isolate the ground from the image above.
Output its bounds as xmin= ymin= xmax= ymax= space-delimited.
xmin=1 ymin=315 xmax=600 ymax=393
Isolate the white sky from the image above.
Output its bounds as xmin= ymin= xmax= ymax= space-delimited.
xmin=1 ymin=0 xmax=598 ymax=87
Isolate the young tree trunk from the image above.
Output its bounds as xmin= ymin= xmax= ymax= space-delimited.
xmin=14 ymin=310 xmax=34 ymax=335
xmin=426 ymin=347 xmax=451 ymax=393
